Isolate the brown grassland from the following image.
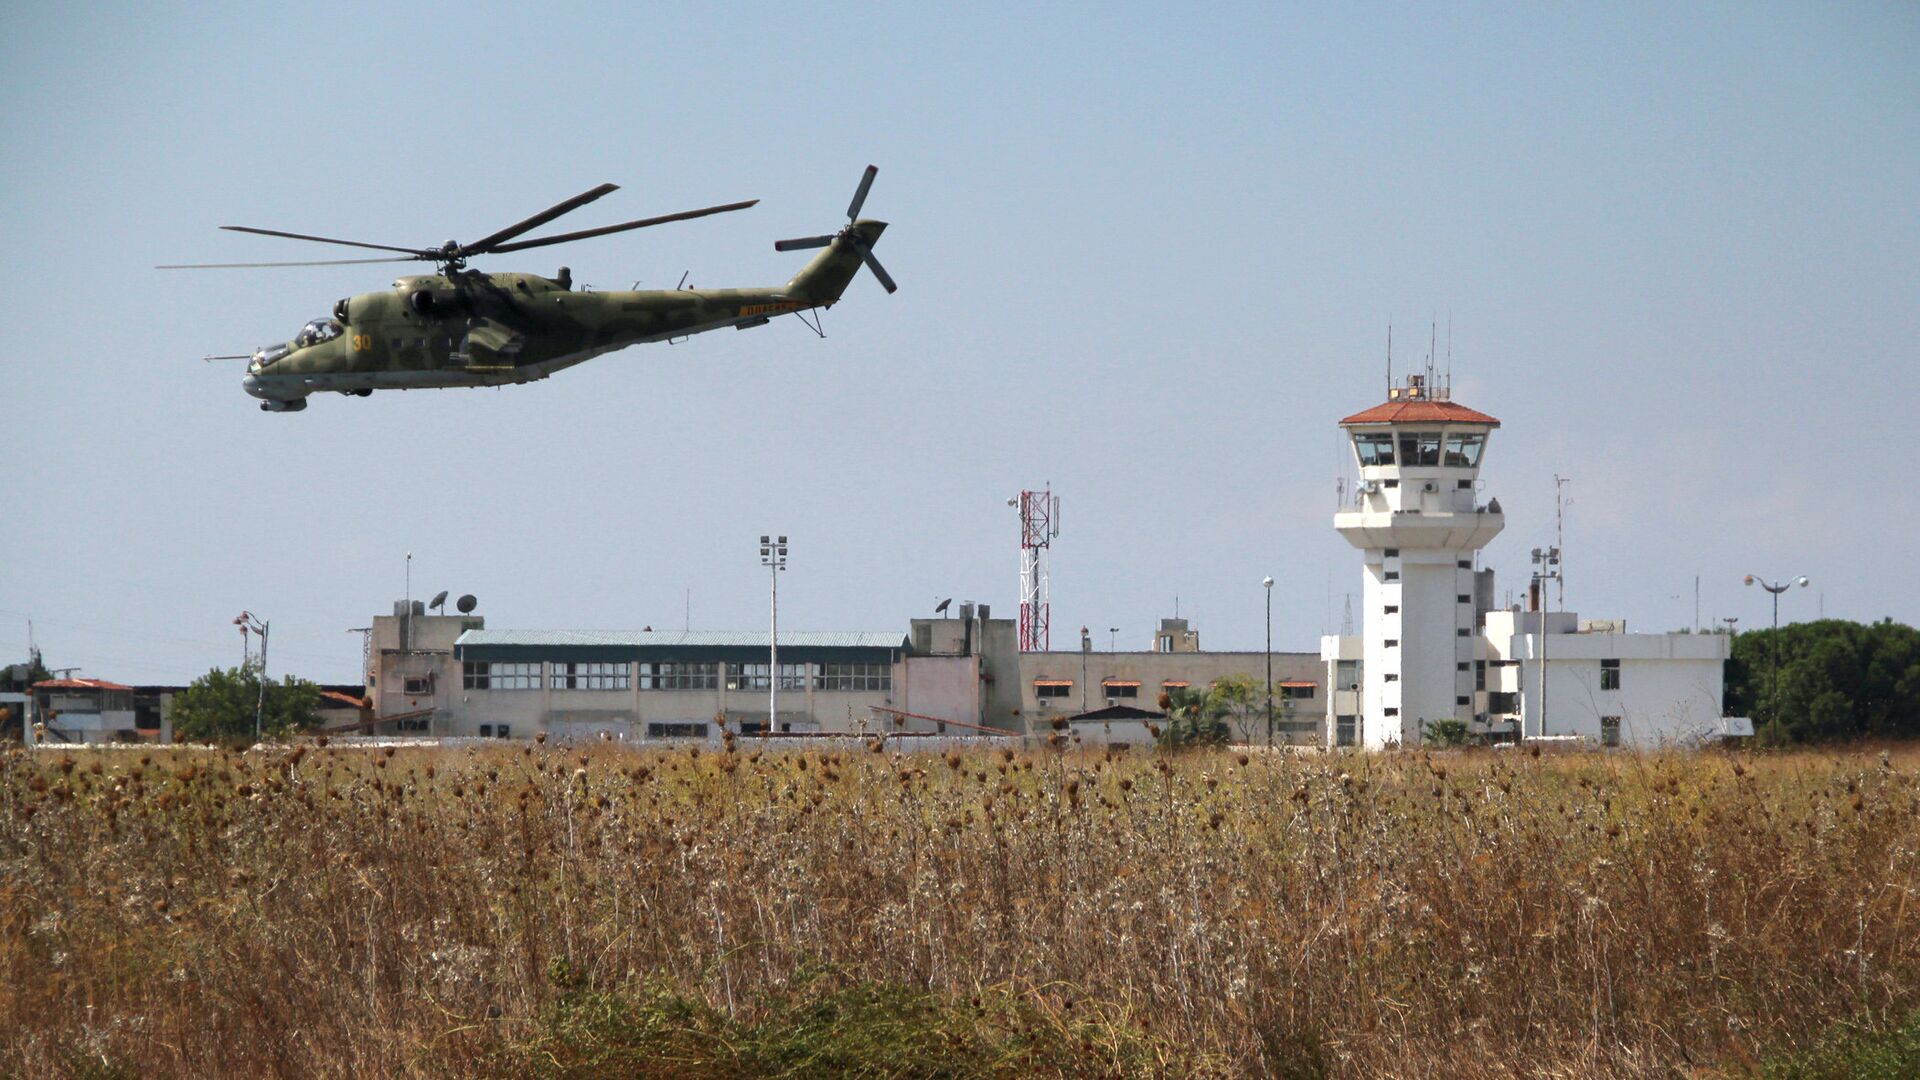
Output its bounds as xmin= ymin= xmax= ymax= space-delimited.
xmin=4 ymin=739 xmax=1920 ymax=1078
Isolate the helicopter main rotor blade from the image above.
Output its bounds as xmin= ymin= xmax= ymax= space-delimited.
xmin=773 ymin=234 xmax=835 ymax=252
xmin=217 ymin=226 xmax=429 ymax=256
xmin=847 ymin=165 xmax=878 ymax=221
xmin=459 ymin=182 xmax=620 ymax=256
xmin=485 ymin=199 xmax=759 ymax=254
xmin=156 ymin=256 xmax=421 ymax=269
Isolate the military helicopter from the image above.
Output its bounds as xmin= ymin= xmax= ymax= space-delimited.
xmin=163 ymin=167 xmax=894 ymax=411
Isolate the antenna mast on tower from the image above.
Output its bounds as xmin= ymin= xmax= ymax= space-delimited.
xmin=1013 ymin=487 xmax=1060 ymax=652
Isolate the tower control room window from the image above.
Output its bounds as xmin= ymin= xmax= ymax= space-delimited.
xmin=1443 ymin=432 xmax=1486 ymax=467
xmin=1398 ymin=431 xmax=1443 ymax=466
xmin=1353 ymin=432 xmax=1395 ymax=466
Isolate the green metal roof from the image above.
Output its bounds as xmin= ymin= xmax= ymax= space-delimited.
xmin=455 ymin=629 xmax=907 ymax=665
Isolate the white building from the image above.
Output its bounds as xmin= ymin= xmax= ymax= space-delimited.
xmin=1329 ymin=373 xmax=1505 ymax=747
xmin=1481 ymin=610 xmax=1731 ymax=747
xmin=1321 ymin=374 xmax=1730 ymax=748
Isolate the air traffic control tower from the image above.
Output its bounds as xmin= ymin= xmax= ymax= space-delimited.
xmin=1335 ymin=373 xmax=1503 ymax=747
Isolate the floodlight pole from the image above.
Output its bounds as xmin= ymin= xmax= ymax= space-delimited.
xmin=761 ymin=536 xmax=788 ymax=735
xmin=1744 ymin=573 xmax=1809 ymax=726
xmin=236 ymin=611 xmax=268 ymax=742
xmin=1264 ymin=576 xmax=1275 ymax=748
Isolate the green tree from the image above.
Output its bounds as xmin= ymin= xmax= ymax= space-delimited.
xmin=1210 ymin=673 xmax=1269 ymax=742
xmin=1158 ymin=685 xmax=1230 ymax=748
xmin=1726 ymin=619 xmax=1920 ymax=743
xmin=169 ymin=662 xmax=322 ymax=743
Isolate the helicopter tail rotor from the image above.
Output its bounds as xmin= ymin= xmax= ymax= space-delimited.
xmin=773 ymin=165 xmax=896 ymax=295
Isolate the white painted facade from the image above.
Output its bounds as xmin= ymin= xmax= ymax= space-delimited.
xmin=1323 ymin=376 xmax=1730 ymax=749
xmin=1482 ymin=610 xmax=1729 ymax=747
xmin=1333 ymin=377 xmax=1504 ymax=747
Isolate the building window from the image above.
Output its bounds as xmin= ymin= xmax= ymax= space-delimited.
xmin=1280 ymin=683 xmax=1316 ymax=700
xmin=1103 ymin=682 xmax=1140 ymax=699
xmin=726 ymin=662 xmax=807 ymax=691
xmin=1458 ymin=479 xmax=1473 ymax=489
xmin=1457 ymin=661 xmax=1469 ymax=671
xmin=495 ymin=724 xmax=510 ymax=739
xmin=1443 ymin=432 xmax=1486 ymax=468
xmin=1034 ymin=681 xmax=1072 ymax=699
xmin=1457 ymin=628 xmax=1471 ymax=637
xmin=1336 ymin=715 xmax=1358 ymax=746
xmin=1384 ymin=571 xmax=1400 ymax=582
xmin=1383 ymin=548 xmax=1400 ymax=558
xmin=1383 ymin=673 xmax=1399 ymax=682
xmin=1383 ymin=479 xmax=1399 ymax=489
xmin=647 ymin=721 xmax=708 ymax=739
xmin=1457 ymin=594 xmax=1471 ymax=604
xmin=1456 ymin=695 xmax=1470 ymax=706
xmin=465 ymin=661 xmax=539 ymax=690
xmin=639 ymin=662 xmax=718 ymax=690
xmin=479 ymin=724 xmax=492 ymax=737
xmin=1354 ymin=432 xmax=1395 ymax=466
xmin=1384 ymin=639 xmax=1399 ymax=648
xmin=1334 ymin=661 xmax=1360 ymax=691
xmin=816 ymin=663 xmax=892 ymax=691
xmin=1384 ymin=707 xmax=1400 ymax=717
xmin=1475 ymin=660 xmax=1486 ymax=690
xmin=1384 ymin=605 xmax=1399 ymax=615
xmin=550 ymin=662 xmax=630 ymax=690
xmin=1397 ymin=431 xmax=1443 ymax=466
xmin=1600 ymin=716 xmax=1622 ymax=747
xmin=1458 ymin=559 xmax=1473 ymax=569
xmin=403 ymin=675 xmax=432 ymax=695
xmin=1488 ymin=691 xmax=1519 ymax=714
xmin=1601 ymin=659 xmax=1621 ymax=691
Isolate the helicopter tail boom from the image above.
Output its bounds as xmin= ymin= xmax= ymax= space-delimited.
xmin=784 ymin=220 xmax=889 ymax=305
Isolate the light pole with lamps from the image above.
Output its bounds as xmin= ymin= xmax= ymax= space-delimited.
xmin=234 ymin=611 xmax=268 ymax=742
xmin=1263 ymin=576 xmax=1274 ymax=747
xmin=760 ymin=536 xmax=788 ymax=734
xmin=1744 ymin=573 xmax=1809 ymax=725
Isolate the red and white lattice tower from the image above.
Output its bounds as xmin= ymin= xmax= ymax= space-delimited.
xmin=1015 ymin=488 xmax=1060 ymax=652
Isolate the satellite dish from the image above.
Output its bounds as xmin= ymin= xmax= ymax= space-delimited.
xmin=934 ymin=598 xmax=951 ymax=616
xmin=429 ymin=590 xmax=449 ymax=612
xmin=456 ymin=594 xmax=477 ymax=614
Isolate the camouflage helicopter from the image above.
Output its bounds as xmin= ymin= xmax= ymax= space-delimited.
xmin=163 ymin=167 xmax=894 ymax=411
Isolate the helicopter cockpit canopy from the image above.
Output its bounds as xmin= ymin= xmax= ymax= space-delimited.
xmin=294 ymin=318 xmax=344 ymax=349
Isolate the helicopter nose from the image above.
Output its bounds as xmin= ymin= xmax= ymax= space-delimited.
xmin=243 ymin=374 xmax=267 ymax=398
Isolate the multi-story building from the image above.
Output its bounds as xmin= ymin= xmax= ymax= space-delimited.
xmin=1321 ymin=374 xmax=1730 ymax=747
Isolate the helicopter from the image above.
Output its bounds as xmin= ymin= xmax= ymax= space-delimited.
xmin=162 ymin=167 xmax=895 ymax=411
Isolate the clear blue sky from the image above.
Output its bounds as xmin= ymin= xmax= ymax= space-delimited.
xmin=4 ymin=2 xmax=1915 ymax=684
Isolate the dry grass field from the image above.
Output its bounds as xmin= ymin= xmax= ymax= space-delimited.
xmin=5 ymin=739 xmax=1920 ymax=1078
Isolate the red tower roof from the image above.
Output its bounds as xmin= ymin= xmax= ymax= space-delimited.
xmin=1340 ymin=399 xmax=1500 ymax=426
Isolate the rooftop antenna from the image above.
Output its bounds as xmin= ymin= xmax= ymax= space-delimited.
xmin=1553 ymin=475 xmax=1571 ymax=608
xmin=1445 ymin=311 xmax=1453 ymax=395
xmin=1341 ymin=593 xmax=1354 ymax=636
xmin=1011 ymin=486 xmax=1060 ymax=651
xmin=1385 ymin=322 xmax=1393 ymax=394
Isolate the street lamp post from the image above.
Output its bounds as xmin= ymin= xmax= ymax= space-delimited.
xmin=760 ymin=536 xmax=788 ymax=735
xmin=1263 ymin=576 xmax=1274 ymax=748
xmin=1108 ymin=627 xmax=1118 ymax=654
xmin=234 ymin=612 xmax=268 ymax=742
xmin=1744 ymin=573 xmax=1809 ymax=725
